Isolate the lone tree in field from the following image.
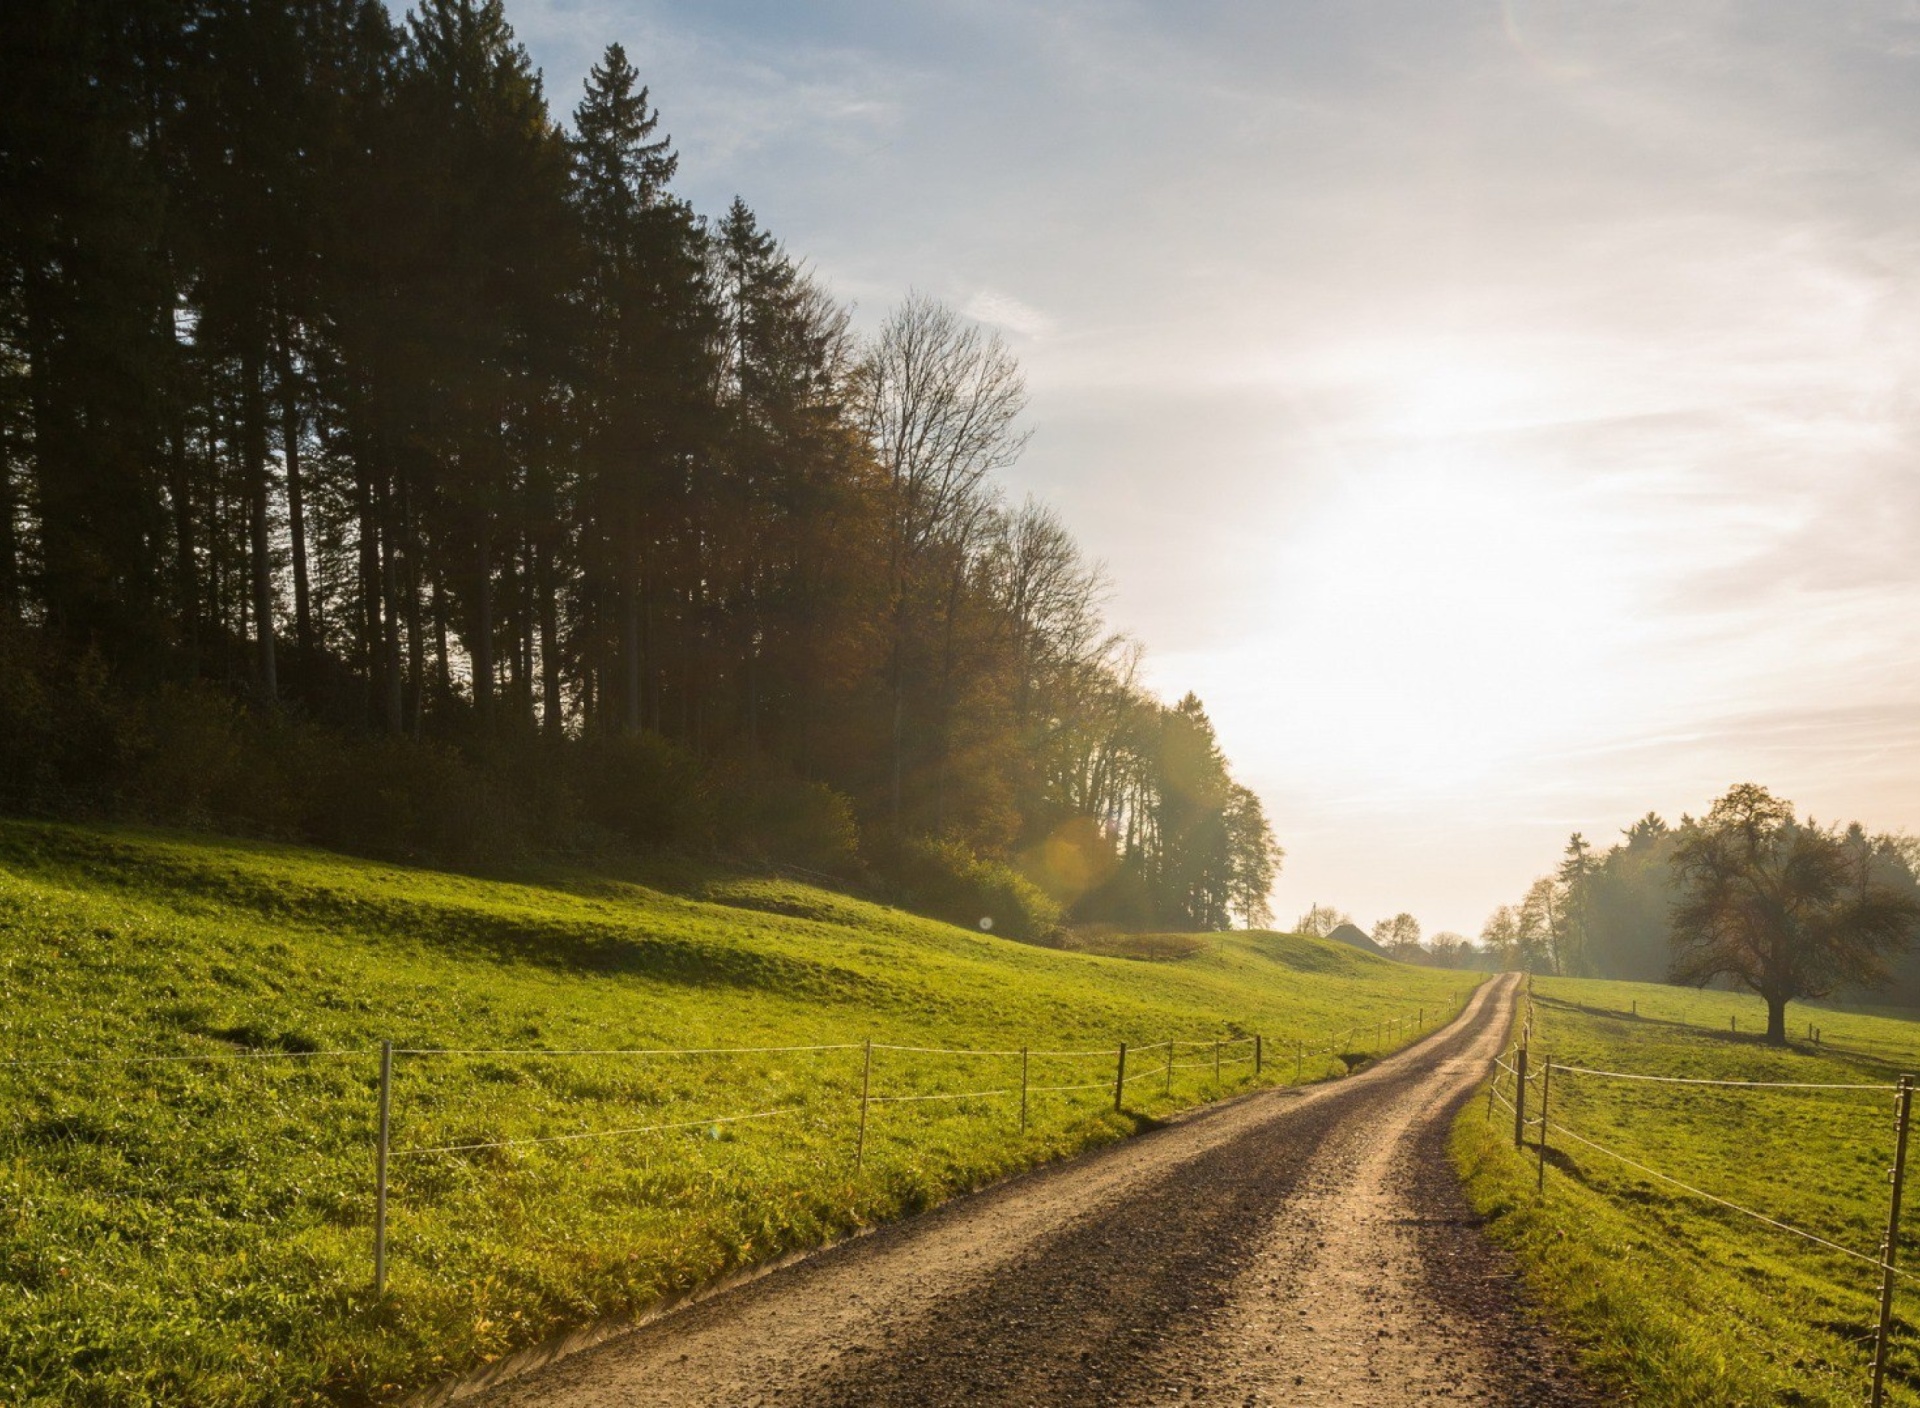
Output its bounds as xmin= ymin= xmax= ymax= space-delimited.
xmin=1669 ymin=784 xmax=1920 ymax=1045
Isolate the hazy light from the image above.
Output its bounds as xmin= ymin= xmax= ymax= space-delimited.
xmin=515 ymin=0 xmax=1920 ymax=935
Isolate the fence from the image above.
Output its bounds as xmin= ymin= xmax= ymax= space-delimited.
xmin=4 ymin=996 xmax=1460 ymax=1304
xmin=1487 ymin=980 xmax=1918 ymax=1407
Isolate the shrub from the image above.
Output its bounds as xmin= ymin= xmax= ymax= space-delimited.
xmin=568 ymin=732 xmax=712 ymax=851
xmin=875 ymin=836 xmax=1062 ymax=943
xmin=302 ymin=736 xmax=525 ymax=867
xmin=710 ymin=764 xmax=860 ymax=873
xmin=0 ymin=630 xmax=139 ymax=814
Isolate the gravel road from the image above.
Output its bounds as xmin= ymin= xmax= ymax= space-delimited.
xmin=456 ymin=972 xmax=1592 ymax=1407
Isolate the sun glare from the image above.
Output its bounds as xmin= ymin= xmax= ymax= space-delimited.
xmin=1240 ymin=442 xmax=1639 ymax=800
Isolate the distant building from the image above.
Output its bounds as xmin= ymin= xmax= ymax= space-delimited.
xmin=1325 ymin=922 xmax=1390 ymax=958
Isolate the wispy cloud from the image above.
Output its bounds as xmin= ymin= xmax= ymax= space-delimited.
xmin=507 ymin=0 xmax=1920 ymax=933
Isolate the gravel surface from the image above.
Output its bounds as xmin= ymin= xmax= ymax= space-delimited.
xmin=454 ymin=972 xmax=1594 ymax=1407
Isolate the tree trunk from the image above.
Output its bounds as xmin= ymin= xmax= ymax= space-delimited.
xmin=621 ymin=498 xmax=642 ymax=734
xmin=277 ymin=333 xmax=312 ymax=660
xmin=932 ymin=560 xmax=965 ymax=834
xmin=0 ymin=414 xmax=18 ymax=621
xmin=403 ymin=489 xmax=425 ymax=739
xmin=166 ymin=421 xmax=195 ymax=663
xmin=472 ymin=526 xmax=494 ymax=727
xmin=355 ymin=457 xmax=383 ymax=722
xmin=620 ymin=576 xmax=642 ymax=734
xmin=379 ymin=485 xmax=402 ymax=735
xmin=242 ymin=346 xmax=277 ymax=703
xmin=1766 ymin=995 xmax=1788 ymax=1046
xmin=431 ymin=567 xmax=452 ymax=711
xmin=536 ymin=537 xmax=561 ymax=736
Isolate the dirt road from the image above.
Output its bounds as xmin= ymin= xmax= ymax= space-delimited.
xmin=460 ymin=972 xmax=1592 ymax=1406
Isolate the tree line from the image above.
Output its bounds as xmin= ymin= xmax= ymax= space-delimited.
xmin=0 ymin=0 xmax=1281 ymax=932
xmin=1483 ymin=783 xmax=1920 ymax=1042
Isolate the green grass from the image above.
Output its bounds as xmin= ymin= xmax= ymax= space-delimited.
xmin=1455 ymin=975 xmax=1920 ymax=1406
xmin=0 ymin=820 xmax=1476 ymax=1407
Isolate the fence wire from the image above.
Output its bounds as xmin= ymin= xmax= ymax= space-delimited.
xmin=1542 ymin=1114 xmax=1920 ymax=1283
xmin=394 ymin=1107 xmax=796 ymax=1158
xmin=1553 ymin=1064 xmax=1895 ymax=1093
xmin=1 ymin=1048 xmax=371 ymax=1068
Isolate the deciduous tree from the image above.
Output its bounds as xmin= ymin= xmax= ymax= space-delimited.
xmin=1670 ymin=784 xmax=1920 ymax=1044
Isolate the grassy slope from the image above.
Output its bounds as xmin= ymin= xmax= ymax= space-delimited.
xmin=1455 ymin=976 xmax=1920 ymax=1407
xmin=0 ymin=821 xmax=1476 ymax=1407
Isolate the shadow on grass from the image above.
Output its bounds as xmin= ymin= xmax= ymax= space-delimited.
xmin=1530 ymin=993 xmax=1919 ymax=1079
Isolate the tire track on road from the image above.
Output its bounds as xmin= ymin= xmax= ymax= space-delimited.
xmin=461 ymin=973 xmax=1590 ymax=1407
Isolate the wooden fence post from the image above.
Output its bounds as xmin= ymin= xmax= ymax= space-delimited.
xmin=1214 ymin=1039 xmax=1221 ymax=1084
xmin=1255 ymin=1034 xmax=1262 ymax=1077
xmin=1871 ymin=1074 xmax=1915 ymax=1407
xmin=1114 ymin=1042 xmax=1128 ymax=1112
xmin=1537 ymin=1057 xmax=1552 ymax=1197
xmin=374 ymin=1039 xmax=392 ymax=1295
xmin=856 ymin=1038 xmax=873 ymax=1167
xmin=1295 ymin=1041 xmax=1303 ymax=1085
xmin=1513 ymin=1045 xmax=1529 ymax=1151
xmin=1020 ymin=1047 xmax=1029 ymax=1134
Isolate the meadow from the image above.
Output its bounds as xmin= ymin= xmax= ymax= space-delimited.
xmin=1455 ymin=975 xmax=1920 ymax=1407
xmin=0 ymin=821 xmax=1475 ymax=1407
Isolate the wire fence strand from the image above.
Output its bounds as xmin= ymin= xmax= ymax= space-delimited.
xmin=393 ymin=1107 xmax=795 ymax=1158
xmin=1552 ymin=1064 xmax=1896 ymax=1092
xmin=1 ymin=1048 xmax=372 ymax=1069
xmin=1543 ymin=1115 xmax=1920 ymax=1282
xmin=395 ymin=1043 xmax=861 ymax=1060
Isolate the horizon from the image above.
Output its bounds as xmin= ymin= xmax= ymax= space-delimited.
xmin=502 ymin=0 xmax=1920 ymax=936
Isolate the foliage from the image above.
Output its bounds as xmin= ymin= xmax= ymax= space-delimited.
xmin=0 ymin=0 xmax=1280 ymax=932
xmin=1487 ymin=790 xmax=1920 ymax=997
xmin=1457 ymin=975 xmax=1920 ymax=1406
xmin=1669 ymin=784 xmax=1920 ymax=1043
xmin=0 ymin=819 xmax=1474 ymax=1406
xmin=873 ymin=835 xmax=1062 ymax=942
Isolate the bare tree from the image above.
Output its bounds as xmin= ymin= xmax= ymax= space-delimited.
xmin=984 ymin=496 xmax=1107 ymax=728
xmin=857 ymin=294 xmax=1030 ymax=828
xmin=1296 ymin=903 xmax=1352 ymax=939
xmin=1517 ymin=877 xmax=1565 ymax=974
xmin=1480 ymin=904 xmax=1523 ymax=969
xmin=1373 ymin=911 xmax=1422 ymax=959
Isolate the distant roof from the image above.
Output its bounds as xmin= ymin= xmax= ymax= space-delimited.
xmin=1325 ymin=922 xmax=1388 ymax=957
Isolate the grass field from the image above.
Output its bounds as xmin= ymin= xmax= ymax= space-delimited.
xmin=1455 ymin=975 xmax=1920 ymax=1407
xmin=0 ymin=820 xmax=1476 ymax=1407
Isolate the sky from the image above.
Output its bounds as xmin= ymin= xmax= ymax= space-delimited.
xmin=502 ymin=0 xmax=1920 ymax=937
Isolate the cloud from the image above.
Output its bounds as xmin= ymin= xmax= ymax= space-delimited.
xmin=504 ymin=0 xmax=1920 ymax=935
xmin=961 ymin=289 xmax=1056 ymax=340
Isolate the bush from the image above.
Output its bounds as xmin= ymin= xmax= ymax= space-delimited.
xmin=0 ymin=629 xmax=139 ymax=814
xmin=875 ymin=836 xmax=1062 ymax=943
xmin=568 ymin=732 xmax=712 ymax=851
xmin=710 ymin=764 xmax=860 ymax=874
xmin=302 ymin=736 xmax=525 ymax=867
xmin=0 ymin=627 xmax=865 ymax=881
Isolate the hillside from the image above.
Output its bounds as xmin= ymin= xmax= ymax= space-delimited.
xmin=0 ymin=821 xmax=1475 ymax=1407
xmin=1456 ymin=976 xmax=1920 ymax=1407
